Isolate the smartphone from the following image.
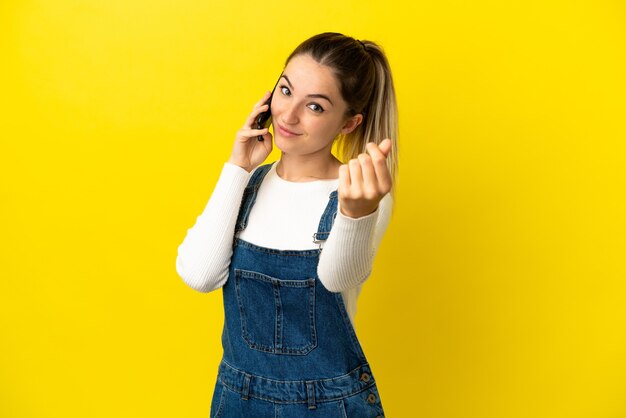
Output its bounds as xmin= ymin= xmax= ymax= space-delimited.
xmin=255 ymin=73 xmax=282 ymax=141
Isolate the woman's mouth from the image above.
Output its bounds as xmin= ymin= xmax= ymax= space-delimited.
xmin=277 ymin=124 xmax=302 ymax=138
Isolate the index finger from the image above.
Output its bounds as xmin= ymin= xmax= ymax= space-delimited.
xmin=244 ymin=103 xmax=269 ymax=129
xmin=254 ymin=91 xmax=272 ymax=109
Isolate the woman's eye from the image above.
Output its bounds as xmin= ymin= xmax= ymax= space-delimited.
xmin=308 ymin=103 xmax=324 ymax=113
xmin=278 ymin=86 xmax=323 ymax=113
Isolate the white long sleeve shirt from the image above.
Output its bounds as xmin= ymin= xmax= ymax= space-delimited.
xmin=176 ymin=161 xmax=393 ymax=325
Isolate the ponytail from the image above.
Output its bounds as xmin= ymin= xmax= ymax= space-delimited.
xmin=339 ymin=40 xmax=399 ymax=198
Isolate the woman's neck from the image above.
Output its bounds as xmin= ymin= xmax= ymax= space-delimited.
xmin=276 ymin=153 xmax=342 ymax=182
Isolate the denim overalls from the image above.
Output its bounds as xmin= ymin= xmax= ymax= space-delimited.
xmin=210 ymin=163 xmax=385 ymax=418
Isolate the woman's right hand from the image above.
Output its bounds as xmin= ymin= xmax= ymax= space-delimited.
xmin=228 ymin=91 xmax=274 ymax=172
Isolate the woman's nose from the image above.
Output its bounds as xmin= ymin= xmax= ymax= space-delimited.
xmin=280 ymin=103 xmax=299 ymax=125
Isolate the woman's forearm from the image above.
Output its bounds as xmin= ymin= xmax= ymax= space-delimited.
xmin=317 ymin=193 xmax=393 ymax=293
xmin=176 ymin=163 xmax=252 ymax=292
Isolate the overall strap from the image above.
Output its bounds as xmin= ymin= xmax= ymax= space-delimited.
xmin=234 ymin=163 xmax=274 ymax=234
xmin=312 ymin=190 xmax=339 ymax=246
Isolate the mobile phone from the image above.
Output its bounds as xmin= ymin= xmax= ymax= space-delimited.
xmin=255 ymin=73 xmax=282 ymax=141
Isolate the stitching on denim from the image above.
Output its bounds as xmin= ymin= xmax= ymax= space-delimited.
xmin=333 ymin=293 xmax=367 ymax=361
xmin=221 ymin=359 xmax=371 ymax=384
xmin=236 ymin=269 xmax=316 ymax=286
xmin=234 ymin=269 xmax=318 ymax=355
xmin=305 ymin=381 xmax=316 ymax=409
xmin=339 ymin=399 xmax=348 ymax=418
xmin=234 ymin=272 xmax=251 ymax=351
xmin=312 ymin=189 xmax=338 ymax=243
xmin=219 ymin=379 xmax=377 ymax=404
xmin=274 ymin=280 xmax=282 ymax=350
xmin=235 ymin=238 xmax=322 ymax=256
xmin=214 ymin=383 xmax=225 ymax=418
xmin=242 ymin=373 xmax=252 ymax=400
xmin=218 ymin=360 xmax=381 ymax=403
xmin=235 ymin=163 xmax=274 ymax=232
xmin=309 ymin=281 xmax=317 ymax=348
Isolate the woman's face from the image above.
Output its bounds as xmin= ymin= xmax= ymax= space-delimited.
xmin=270 ymin=54 xmax=362 ymax=159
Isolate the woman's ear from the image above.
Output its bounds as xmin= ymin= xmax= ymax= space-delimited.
xmin=340 ymin=113 xmax=364 ymax=135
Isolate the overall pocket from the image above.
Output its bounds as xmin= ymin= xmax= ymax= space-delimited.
xmin=234 ymin=268 xmax=317 ymax=355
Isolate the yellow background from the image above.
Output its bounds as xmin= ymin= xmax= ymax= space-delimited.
xmin=1 ymin=1 xmax=625 ymax=417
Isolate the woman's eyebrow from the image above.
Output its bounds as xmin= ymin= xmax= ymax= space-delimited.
xmin=280 ymin=75 xmax=334 ymax=106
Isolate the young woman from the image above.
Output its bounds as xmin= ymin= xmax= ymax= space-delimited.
xmin=176 ymin=32 xmax=398 ymax=418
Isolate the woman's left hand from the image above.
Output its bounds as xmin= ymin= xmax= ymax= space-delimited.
xmin=338 ymin=138 xmax=393 ymax=218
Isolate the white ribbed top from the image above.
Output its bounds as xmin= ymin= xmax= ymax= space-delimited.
xmin=176 ymin=162 xmax=393 ymax=326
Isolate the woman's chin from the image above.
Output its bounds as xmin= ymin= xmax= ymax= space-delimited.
xmin=273 ymin=135 xmax=297 ymax=151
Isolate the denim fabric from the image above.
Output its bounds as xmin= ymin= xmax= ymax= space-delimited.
xmin=212 ymin=162 xmax=385 ymax=417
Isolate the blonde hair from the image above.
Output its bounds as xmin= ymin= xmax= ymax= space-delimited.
xmin=285 ymin=33 xmax=399 ymax=197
